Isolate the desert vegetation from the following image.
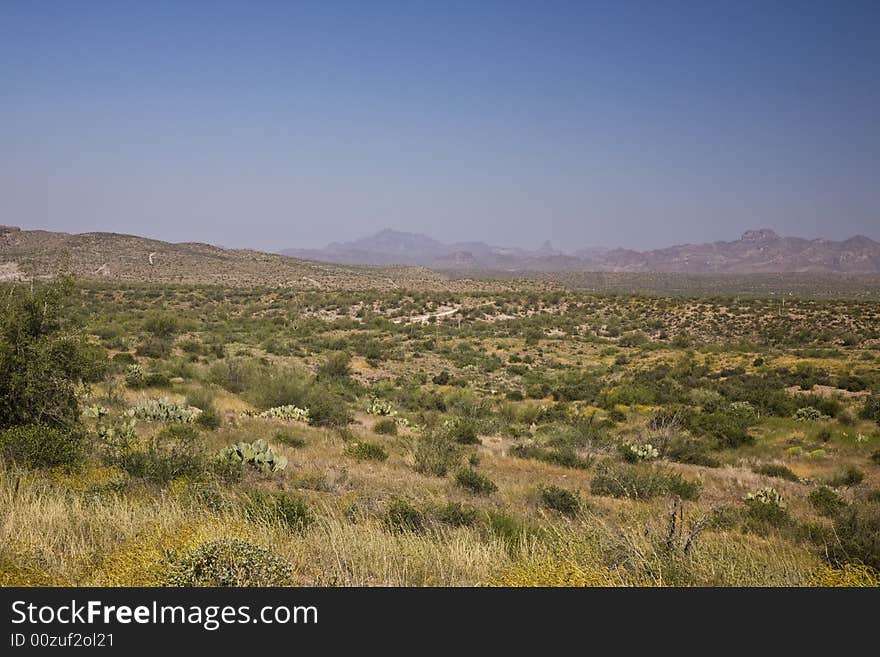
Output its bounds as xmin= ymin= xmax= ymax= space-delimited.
xmin=1 ymin=276 xmax=879 ymax=587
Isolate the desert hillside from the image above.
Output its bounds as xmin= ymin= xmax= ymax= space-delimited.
xmin=0 ymin=226 xmax=529 ymax=292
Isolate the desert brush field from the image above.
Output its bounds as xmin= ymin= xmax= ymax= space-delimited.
xmin=2 ymin=276 xmax=879 ymax=587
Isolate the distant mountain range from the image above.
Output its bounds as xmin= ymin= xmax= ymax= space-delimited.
xmin=282 ymin=228 xmax=880 ymax=273
xmin=283 ymin=228 xmax=602 ymax=271
xmin=3 ymin=225 xmax=879 ymax=286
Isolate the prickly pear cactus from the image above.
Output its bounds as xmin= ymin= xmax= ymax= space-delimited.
xmin=215 ymin=439 xmax=287 ymax=473
xmin=253 ymin=405 xmax=310 ymax=422
xmin=82 ymin=404 xmax=110 ymax=418
xmin=367 ymin=397 xmax=395 ymax=416
xmin=126 ymin=397 xmax=196 ymax=423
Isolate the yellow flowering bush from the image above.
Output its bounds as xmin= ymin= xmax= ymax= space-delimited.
xmin=489 ymin=559 xmax=627 ymax=587
xmin=0 ymin=552 xmax=59 ymax=586
xmin=90 ymin=518 xmax=256 ymax=586
xmin=47 ymin=464 xmax=129 ymax=493
xmin=809 ymin=564 xmax=880 ymax=587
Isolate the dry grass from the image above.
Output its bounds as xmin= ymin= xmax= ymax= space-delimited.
xmin=0 ymin=459 xmax=831 ymax=587
xmin=0 ymin=463 xmax=516 ymax=586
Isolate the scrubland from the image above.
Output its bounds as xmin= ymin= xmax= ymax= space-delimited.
xmin=2 ymin=278 xmax=879 ymax=586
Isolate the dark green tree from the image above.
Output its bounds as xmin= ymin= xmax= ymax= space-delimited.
xmin=0 ymin=276 xmax=94 ymax=429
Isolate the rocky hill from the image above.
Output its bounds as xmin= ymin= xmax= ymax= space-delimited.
xmin=594 ymin=229 xmax=880 ymax=273
xmin=0 ymin=225 xmax=514 ymax=291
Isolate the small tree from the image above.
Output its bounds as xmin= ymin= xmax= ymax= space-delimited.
xmin=0 ymin=276 xmax=94 ymax=429
xmin=861 ymin=393 xmax=880 ymax=425
xmin=317 ymin=351 xmax=352 ymax=380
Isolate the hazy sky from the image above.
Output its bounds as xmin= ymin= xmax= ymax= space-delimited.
xmin=2 ymin=1 xmax=878 ymax=252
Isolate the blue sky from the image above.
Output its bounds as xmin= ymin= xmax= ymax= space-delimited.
xmin=2 ymin=1 xmax=878 ymax=251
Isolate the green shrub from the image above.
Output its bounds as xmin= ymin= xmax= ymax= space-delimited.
xmin=211 ymin=455 xmax=243 ymax=484
xmin=837 ymin=409 xmax=856 ymax=426
xmin=242 ymin=490 xmax=312 ymax=532
xmin=178 ymin=339 xmax=204 ymax=355
xmin=317 ymin=351 xmax=352 ymax=380
xmin=618 ymin=331 xmax=648 ymax=348
xmin=665 ymin=472 xmax=702 ymax=501
xmin=798 ymin=395 xmax=843 ymax=420
xmin=544 ymin=446 xmax=593 ymax=469
xmin=590 ymin=462 xmax=699 ymax=500
xmin=143 ymin=370 xmax=171 ymax=388
xmin=861 ymin=394 xmax=880 ymax=424
xmin=706 ymin=505 xmax=742 ymax=530
xmin=246 ymin=366 xmax=309 ymax=408
xmin=546 ymin=369 xmax=601 ymax=403
xmin=385 ymin=498 xmax=424 ymax=533
xmin=0 ymin=425 xmax=85 ymax=469
xmin=455 ymin=468 xmax=497 ymax=495
xmin=111 ymin=352 xmax=137 ymax=368
xmin=113 ymin=424 xmax=205 ymax=485
xmin=434 ymin=502 xmax=477 ymax=527
xmin=182 ymin=479 xmax=232 ymax=514
xmin=76 ymin=342 xmax=110 ymax=383
xmin=274 ymin=431 xmax=306 ymax=448
xmin=345 ymin=441 xmax=388 ymax=462
xmin=135 ymin=337 xmax=172 ymax=359
xmin=0 ymin=276 xmax=90 ymax=430
xmin=194 ymin=407 xmax=221 ymax=430
xmin=373 ymin=418 xmax=398 ymax=435
xmin=302 ymin=384 xmax=351 ymax=427
xmin=666 ymin=438 xmax=720 ymax=467
xmin=753 ymin=463 xmax=800 ymax=483
xmin=412 ymin=429 xmax=460 ymax=477
xmin=246 ymin=366 xmax=351 ymax=426
xmin=687 ymin=412 xmax=754 ymax=449
xmin=164 ymin=538 xmax=293 ymax=586
xmin=485 ymin=510 xmax=530 ymax=549
xmin=729 ymin=400 xmax=760 ymax=422
xmin=827 ymin=466 xmax=864 ymax=488
xmin=539 ymin=485 xmax=580 ymax=516
xmin=445 ymin=417 xmax=480 ymax=444
xmin=743 ymin=487 xmax=789 ymax=527
xmin=142 ymin=311 xmax=181 ymax=338
xmin=186 ymin=389 xmax=221 ymax=430
xmin=509 ymin=444 xmax=591 ymax=469
xmin=829 ymin=501 xmax=880 ymax=570
xmin=809 ymin=486 xmax=847 ymax=517
xmin=591 ymin=462 xmax=659 ymax=499
xmin=837 ymin=374 xmax=868 ymax=392
xmin=207 ymin=358 xmax=257 ymax=394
